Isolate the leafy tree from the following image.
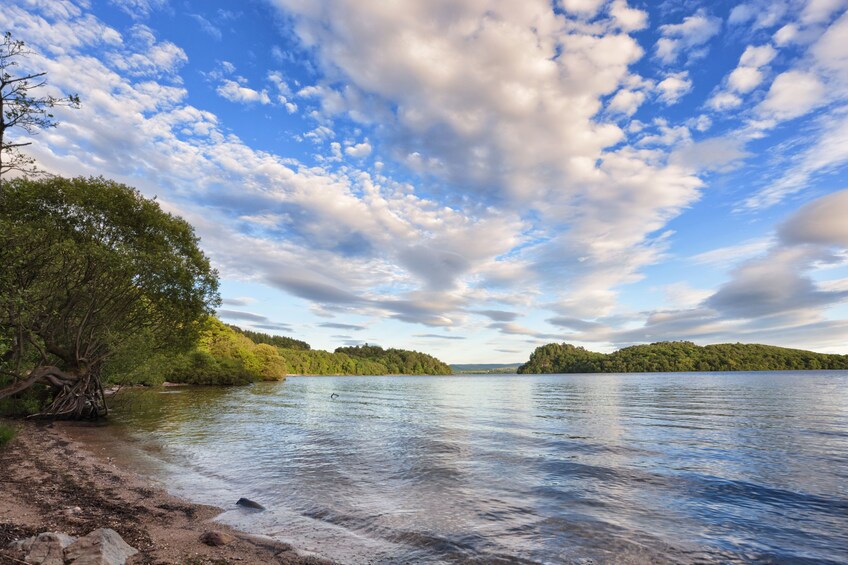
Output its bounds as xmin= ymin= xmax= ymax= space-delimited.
xmin=0 ymin=32 xmax=80 ymax=185
xmin=0 ymin=177 xmax=219 ymax=418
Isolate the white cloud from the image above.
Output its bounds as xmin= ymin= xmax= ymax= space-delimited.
xmin=801 ymin=0 xmax=848 ymax=25
xmin=655 ymin=9 xmax=722 ymax=64
xmin=707 ymin=44 xmax=776 ymax=111
xmin=690 ymin=238 xmax=773 ymax=266
xmin=773 ymin=23 xmax=799 ymax=45
xmin=744 ymin=111 xmax=848 ymax=208
xmin=728 ymin=66 xmax=764 ymax=93
xmin=608 ymin=0 xmax=648 ymax=32
xmin=780 ymin=189 xmax=848 ymax=247
xmin=108 ymin=0 xmax=168 ymax=20
xmin=110 ymin=26 xmax=187 ymax=77
xmin=270 ymin=0 xmax=709 ymax=323
xmin=759 ymin=70 xmax=826 ymax=120
xmin=740 ymin=44 xmax=777 ymax=68
xmin=608 ymin=89 xmax=645 ymax=116
xmin=14 ymin=0 xmax=848 ymax=354
xmin=345 ymin=141 xmax=372 ymax=158
xmin=707 ymin=91 xmax=742 ymax=111
xmin=561 ymin=0 xmax=606 ymax=17
xmin=812 ymin=11 xmax=848 ymax=81
xmin=216 ymin=79 xmax=271 ymax=105
xmin=657 ymin=72 xmax=692 ymax=104
xmin=728 ymin=1 xmax=788 ymax=30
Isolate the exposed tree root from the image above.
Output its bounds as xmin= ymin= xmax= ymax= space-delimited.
xmin=0 ymin=366 xmax=107 ymax=420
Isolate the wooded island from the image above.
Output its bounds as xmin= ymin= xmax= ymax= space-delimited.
xmin=518 ymin=341 xmax=848 ymax=373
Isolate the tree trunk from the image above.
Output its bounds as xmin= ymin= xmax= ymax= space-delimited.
xmin=0 ymin=365 xmax=108 ymax=419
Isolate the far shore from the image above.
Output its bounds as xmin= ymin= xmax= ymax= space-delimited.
xmin=0 ymin=419 xmax=336 ymax=565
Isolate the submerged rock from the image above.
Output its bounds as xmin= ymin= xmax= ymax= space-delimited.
xmin=200 ymin=530 xmax=235 ymax=546
xmin=9 ymin=532 xmax=77 ymax=565
xmin=64 ymin=528 xmax=138 ymax=565
xmin=236 ymin=497 xmax=265 ymax=510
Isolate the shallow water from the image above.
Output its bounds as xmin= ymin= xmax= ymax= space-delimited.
xmin=109 ymin=372 xmax=848 ymax=564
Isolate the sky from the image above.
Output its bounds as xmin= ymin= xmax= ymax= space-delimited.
xmin=3 ymin=0 xmax=848 ymax=363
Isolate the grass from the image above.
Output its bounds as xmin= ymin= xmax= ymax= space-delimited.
xmin=0 ymin=422 xmax=16 ymax=448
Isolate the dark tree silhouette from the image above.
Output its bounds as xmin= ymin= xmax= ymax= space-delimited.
xmin=0 ymin=32 xmax=79 ymax=186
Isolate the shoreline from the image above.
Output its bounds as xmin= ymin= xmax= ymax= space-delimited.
xmin=0 ymin=419 xmax=336 ymax=565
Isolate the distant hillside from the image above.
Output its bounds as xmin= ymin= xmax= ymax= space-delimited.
xmin=451 ymin=363 xmax=522 ymax=374
xmin=518 ymin=341 xmax=848 ymax=374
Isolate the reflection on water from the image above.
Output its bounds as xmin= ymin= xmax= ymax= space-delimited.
xmin=109 ymin=372 xmax=848 ymax=564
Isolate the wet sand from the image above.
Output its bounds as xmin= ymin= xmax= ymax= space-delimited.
xmin=0 ymin=419 xmax=336 ymax=565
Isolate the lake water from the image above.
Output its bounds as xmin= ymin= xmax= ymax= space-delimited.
xmin=109 ymin=372 xmax=848 ymax=564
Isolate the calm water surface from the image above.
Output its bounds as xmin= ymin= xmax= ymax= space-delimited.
xmin=110 ymin=372 xmax=848 ymax=564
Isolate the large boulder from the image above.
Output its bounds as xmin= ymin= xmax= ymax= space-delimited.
xmin=64 ymin=528 xmax=138 ymax=565
xmin=9 ymin=532 xmax=77 ymax=565
xmin=236 ymin=497 xmax=265 ymax=510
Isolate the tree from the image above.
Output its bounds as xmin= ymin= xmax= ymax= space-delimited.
xmin=1 ymin=32 xmax=80 ymax=185
xmin=0 ymin=176 xmax=220 ymax=418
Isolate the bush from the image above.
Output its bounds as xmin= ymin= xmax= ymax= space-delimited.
xmin=0 ymin=423 xmax=16 ymax=448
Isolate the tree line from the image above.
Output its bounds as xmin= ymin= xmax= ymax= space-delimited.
xmin=517 ymin=341 xmax=848 ymax=374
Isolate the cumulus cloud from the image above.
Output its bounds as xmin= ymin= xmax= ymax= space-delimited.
xmin=801 ymin=0 xmax=847 ymax=25
xmin=657 ymin=72 xmax=692 ymax=104
xmin=608 ymin=89 xmax=646 ymax=115
xmin=707 ymin=92 xmax=742 ymax=111
xmin=728 ymin=1 xmax=788 ymax=30
xmin=655 ymin=9 xmax=722 ymax=64
xmin=109 ymin=25 xmax=187 ymax=78
xmin=345 ymin=141 xmax=372 ymax=158
xmin=608 ymin=0 xmax=648 ymax=32
xmin=707 ymin=44 xmax=776 ymax=111
xmin=272 ymin=0 xmax=708 ymax=320
xmin=759 ymin=70 xmax=826 ymax=119
xmin=216 ymin=79 xmax=272 ymax=104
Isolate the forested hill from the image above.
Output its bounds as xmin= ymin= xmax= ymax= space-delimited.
xmin=334 ymin=345 xmax=452 ymax=375
xmin=517 ymin=341 xmax=848 ymax=374
xmin=227 ymin=325 xmax=310 ymax=350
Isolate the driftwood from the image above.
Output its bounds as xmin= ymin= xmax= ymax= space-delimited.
xmin=0 ymin=365 xmax=107 ymax=419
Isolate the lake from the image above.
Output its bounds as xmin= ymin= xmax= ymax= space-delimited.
xmin=108 ymin=372 xmax=848 ymax=564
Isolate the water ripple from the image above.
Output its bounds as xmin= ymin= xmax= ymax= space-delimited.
xmin=112 ymin=371 xmax=848 ymax=564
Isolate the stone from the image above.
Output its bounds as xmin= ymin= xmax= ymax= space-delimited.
xmin=64 ymin=528 xmax=138 ymax=565
xmin=8 ymin=532 xmax=77 ymax=565
xmin=200 ymin=530 xmax=235 ymax=546
xmin=236 ymin=497 xmax=265 ymax=510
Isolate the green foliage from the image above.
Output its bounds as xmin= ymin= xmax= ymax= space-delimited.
xmin=517 ymin=341 xmax=848 ymax=374
xmin=334 ymin=344 xmax=452 ymax=375
xmin=0 ymin=177 xmax=219 ymax=403
xmin=227 ymin=325 xmax=310 ymax=351
xmin=276 ymin=348 xmax=387 ymax=375
xmin=0 ymin=384 xmax=42 ymax=416
xmin=161 ymin=319 xmax=289 ymax=385
xmin=0 ymin=422 xmax=16 ymax=448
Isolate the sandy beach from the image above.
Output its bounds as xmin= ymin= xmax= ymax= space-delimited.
xmin=0 ymin=420 xmax=336 ymax=565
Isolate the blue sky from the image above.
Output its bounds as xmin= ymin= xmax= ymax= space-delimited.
xmin=3 ymin=0 xmax=848 ymax=363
